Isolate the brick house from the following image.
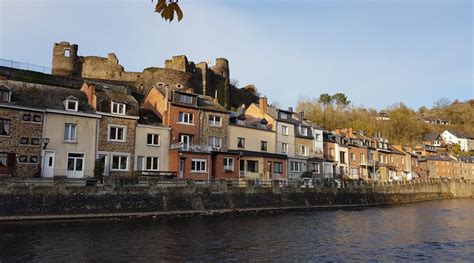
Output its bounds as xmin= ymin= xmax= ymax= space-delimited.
xmin=323 ymin=132 xmax=337 ymax=178
xmin=142 ymin=86 xmax=239 ymax=180
xmin=81 ymin=82 xmax=139 ymax=177
xmin=0 ymin=81 xmax=44 ymax=177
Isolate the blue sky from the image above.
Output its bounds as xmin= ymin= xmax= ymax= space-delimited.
xmin=1 ymin=0 xmax=472 ymax=110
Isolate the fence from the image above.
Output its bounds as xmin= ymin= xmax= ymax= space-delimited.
xmin=0 ymin=58 xmax=52 ymax=74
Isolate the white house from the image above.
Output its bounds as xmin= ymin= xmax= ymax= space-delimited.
xmin=441 ymin=130 xmax=474 ymax=152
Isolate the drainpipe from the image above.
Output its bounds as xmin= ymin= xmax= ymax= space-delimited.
xmin=40 ymin=109 xmax=46 ymax=178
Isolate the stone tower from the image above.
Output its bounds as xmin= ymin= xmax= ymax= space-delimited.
xmin=52 ymin=41 xmax=80 ymax=77
xmin=211 ymin=58 xmax=230 ymax=79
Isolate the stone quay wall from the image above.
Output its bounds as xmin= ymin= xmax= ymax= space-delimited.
xmin=0 ymin=178 xmax=471 ymax=221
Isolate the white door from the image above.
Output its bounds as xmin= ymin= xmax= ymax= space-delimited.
xmin=179 ymin=159 xmax=184 ymax=178
xmin=42 ymin=151 xmax=55 ymax=178
xmin=67 ymin=153 xmax=85 ymax=178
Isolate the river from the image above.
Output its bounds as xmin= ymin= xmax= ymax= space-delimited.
xmin=1 ymin=199 xmax=473 ymax=261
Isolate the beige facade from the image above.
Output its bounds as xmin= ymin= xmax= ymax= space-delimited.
xmin=134 ymin=124 xmax=171 ymax=172
xmin=228 ymin=125 xmax=276 ymax=153
xmin=42 ymin=111 xmax=100 ymax=178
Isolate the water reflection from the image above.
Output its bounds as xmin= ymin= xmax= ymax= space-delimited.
xmin=1 ymin=199 xmax=473 ymax=261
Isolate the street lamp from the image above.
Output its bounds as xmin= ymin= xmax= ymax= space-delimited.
xmin=42 ymin=138 xmax=50 ymax=150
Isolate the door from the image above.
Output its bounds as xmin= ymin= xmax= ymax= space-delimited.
xmin=42 ymin=151 xmax=55 ymax=178
xmin=67 ymin=153 xmax=85 ymax=178
xmin=98 ymin=154 xmax=109 ymax=176
xmin=179 ymin=159 xmax=185 ymax=179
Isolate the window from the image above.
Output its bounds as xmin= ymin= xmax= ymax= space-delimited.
xmin=309 ymin=162 xmax=320 ymax=173
xmin=111 ymin=101 xmax=126 ymax=115
xmin=67 ymin=153 xmax=84 ymax=172
xmin=237 ymin=137 xmax=245 ymax=148
xmin=64 ymin=49 xmax=70 ymax=57
xmin=20 ymin=137 xmax=29 ymax=145
xmin=280 ymin=112 xmax=287 ymax=119
xmin=64 ymin=123 xmax=77 ymax=142
xmin=402 ymin=157 xmax=405 ymax=164
xmin=351 ymin=153 xmax=356 ymax=161
xmin=18 ymin=155 xmax=28 ymax=163
xmin=282 ymin=125 xmax=289 ymax=135
xmin=22 ymin=114 xmax=31 ymax=122
xmin=290 ymin=161 xmax=304 ymax=172
xmin=300 ymin=127 xmax=308 ymax=136
xmin=300 ymin=145 xmax=309 ymax=156
xmin=0 ymin=119 xmax=11 ymax=136
xmin=329 ymin=148 xmax=335 ymax=157
xmin=0 ymin=153 xmax=6 ymax=168
xmin=29 ymin=156 xmax=38 ymax=163
xmin=191 ymin=159 xmax=207 ymax=172
xmin=224 ymin=157 xmax=234 ymax=172
xmin=261 ymin=141 xmax=268 ymax=151
xmin=208 ymin=115 xmax=222 ymax=127
xmin=65 ymin=98 xmax=78 ymax=111
xmin=273 ymin=162 xmax=283 ymax=173
xmin=282 ymin=143 xmax=288 ymax=154
xmin=146 ymin=157 xmax=159 ymax=171
xmin=178 ymin=112 xmax=193 ymax=124
xmin=390 ymin=156 xmax=394 ymax=163
xmin=379 ymin=154 xmax=384 ymax=164
xmin=339 ymin=152 xmax=346 ymax=164
xmin=361 ymin=153 xmax=365 ymax=162
xmin=111 ymin=155 xmax=128 ymax=171
xmin=147 ymin=133 xmax=160 ymax=146
xmin=247 ymin=160 xmax=258 ymax=173
xmin=31 ymin=138 xmax=40 ymax=146
xmin=314 ymin=134 xmax=321 ymax=140
xmin=33 ymin=115 xmax=42 ymax=123
xmin=108 ymin=125 xmax=126 ymax=142
xmin=179 ymin=94 xmax=193 ymax=104
xmin=179 ymin=134 xmax=193 ymax=147
xmin=208 ymin=136 xmax=222 ymax=149
xmin=0 ymin=90 xmax=11 ymax=102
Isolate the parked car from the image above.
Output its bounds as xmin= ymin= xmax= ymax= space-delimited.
xmin=301 ymin=178 xmax=314 ymax=188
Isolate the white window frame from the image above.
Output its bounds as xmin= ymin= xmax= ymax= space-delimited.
xmin=290 ymin=161 xmax=303 ymax=172
xmin=224 ymin=157 xmax=234 ymax=172
xmin=111 ymin=154 xmax=129 ymax=171
xmin=300 ymin=127 xmax=308 ymax=136
xmin=282 ymin=125 xmax=289 ymax=135
xmin=145 ymin=156 xmax=160 ymax=171
xmin=179 ymin=94 xmax=193 ymax=104
xmin=208 ymin=115 xmax=222 ymax=127
xmin=314 ymin=133 xmax=321 ymax=141
xmin=64 ymin=123 xmax=77 ymax=142
xmin=282 ymin=143 xmax=288 ymax=154
xmin=351 ymin=153 xmax=356 ymax=161
xmin=191 ymin=158 xmax=207 ymax=173
xmin=65 ymin=99 xmax=78 ymax=112
xmin=111 ymin=101 xmax=126 ymax=115
xmin=108 ymin=124 xmax=127 ymax=142
xmin=208 ymin=136 xmax=222 ymax=149
xmin=300 ymin=145 xmax=309 ymax=156
xmin=67 ymin=152 xmax=85 ymax=172
xmin=147 ymin=133 xmax=160 ymax=146
xmin=0 ymin=90 xmax=11 ymax=103
xmin=310 ymin=162 xmax=320 ymax=173
xmin=179 ymin=134 xmax=193 ymax=148
xmin=178 ymin=112 xmax=193 ymax=125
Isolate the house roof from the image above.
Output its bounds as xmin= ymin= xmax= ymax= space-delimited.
xmin=138 ymin=108 xmax=162 ymax=126
xmin=0 ymin=79 xmax=94 ymax=113
xmin=422 ymin=132 xmax=442 ymax=142
xmin=446 ymin=130 xmax=474 ymax=139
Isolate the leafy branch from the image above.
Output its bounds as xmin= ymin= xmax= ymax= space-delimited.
xmin=153 ymin=0 xmax=183 ymax=22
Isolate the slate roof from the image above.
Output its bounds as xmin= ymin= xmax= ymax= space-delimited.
xmin=446 ymin=130 xmax=474 ymax=139
xmin=138 ymin=108 xmax=163 ymax=126
xmin=423 ymin=132 xmax=441 ymax=141
xmin=0 ymin=79 xmax=94 ymax=113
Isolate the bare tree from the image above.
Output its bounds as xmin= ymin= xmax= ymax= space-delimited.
xmin=433 ymin=98 xmax=451 ymax=109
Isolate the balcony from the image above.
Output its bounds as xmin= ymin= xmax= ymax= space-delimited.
xmin=359 ymin=160 xmax=376 ymax=167
xmin=170 ymin=143 xmax=222 ymax=153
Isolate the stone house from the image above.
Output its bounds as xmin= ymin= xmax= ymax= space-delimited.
xmin=0 ymin=81 xmax=44 ymax=177
xmin=81 ymin=82 xmax=139 ymax=177
xmin=134 ymin=109 xmax=170 ymax=173
xmin=228 ymin=112 xmax=286 ymax=183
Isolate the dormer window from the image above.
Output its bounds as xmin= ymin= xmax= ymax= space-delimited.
xmin=300 ymin=127 xmax=308 ymax=136
xmin=0 ymin=85 xmax=12 ymax=103
xmin=179 ymin=94 xmax=193 ymax=104
xmin=64 ymin=96 xmax=79 ymax=111
xmin=111 ymin=101 xmax=126 ymax=115
xmin=280 ymin=112 xmax=288 ymax=119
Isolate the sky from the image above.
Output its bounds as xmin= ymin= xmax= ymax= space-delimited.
xmin=0 ymin=0 xmax=472 ymax=110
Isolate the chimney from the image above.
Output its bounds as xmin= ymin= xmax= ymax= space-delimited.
xmin=80 ymin=82 xmax=97 ymax=110
xmin=259 ymin=97 xmax=268 ymax=117
xmin=299 ymin=111 xmax=304 ymax=123
xmin=288 ymin=107 xmax=293 ymax=113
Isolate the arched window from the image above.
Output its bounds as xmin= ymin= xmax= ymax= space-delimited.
xmin=64 ymin=49 xmax=70 ymax=57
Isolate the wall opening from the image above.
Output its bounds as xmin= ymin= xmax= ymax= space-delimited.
xmin=64 ymin=49 xmax=70 ymax=57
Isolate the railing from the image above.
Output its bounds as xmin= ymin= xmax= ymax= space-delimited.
xmin=135 ymin=170 xmax=177 ymax=179
xmin=0 ymin=58 xmax=52 ymax=74
xmin=170 ymin=143 xmax=221 ymax=152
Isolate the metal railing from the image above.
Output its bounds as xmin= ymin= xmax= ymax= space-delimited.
xmin=170 ymin=143 xmax=221 ymax=152
xmin=0 ymin=58 xmax=52 ymax=74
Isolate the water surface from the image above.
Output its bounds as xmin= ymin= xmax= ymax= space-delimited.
xmin=1 ymin=199 xmax=473 ymax=261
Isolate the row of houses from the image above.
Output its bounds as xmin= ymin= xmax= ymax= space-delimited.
xmin=1 ymin=78 xmax=473 ymax=181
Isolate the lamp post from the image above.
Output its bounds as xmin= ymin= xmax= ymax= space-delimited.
xmin=42 ymin=138 xmax=50 ymax=150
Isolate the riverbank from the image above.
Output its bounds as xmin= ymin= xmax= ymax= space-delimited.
xmin=0 ymin=178 xmax=472 ymax=222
